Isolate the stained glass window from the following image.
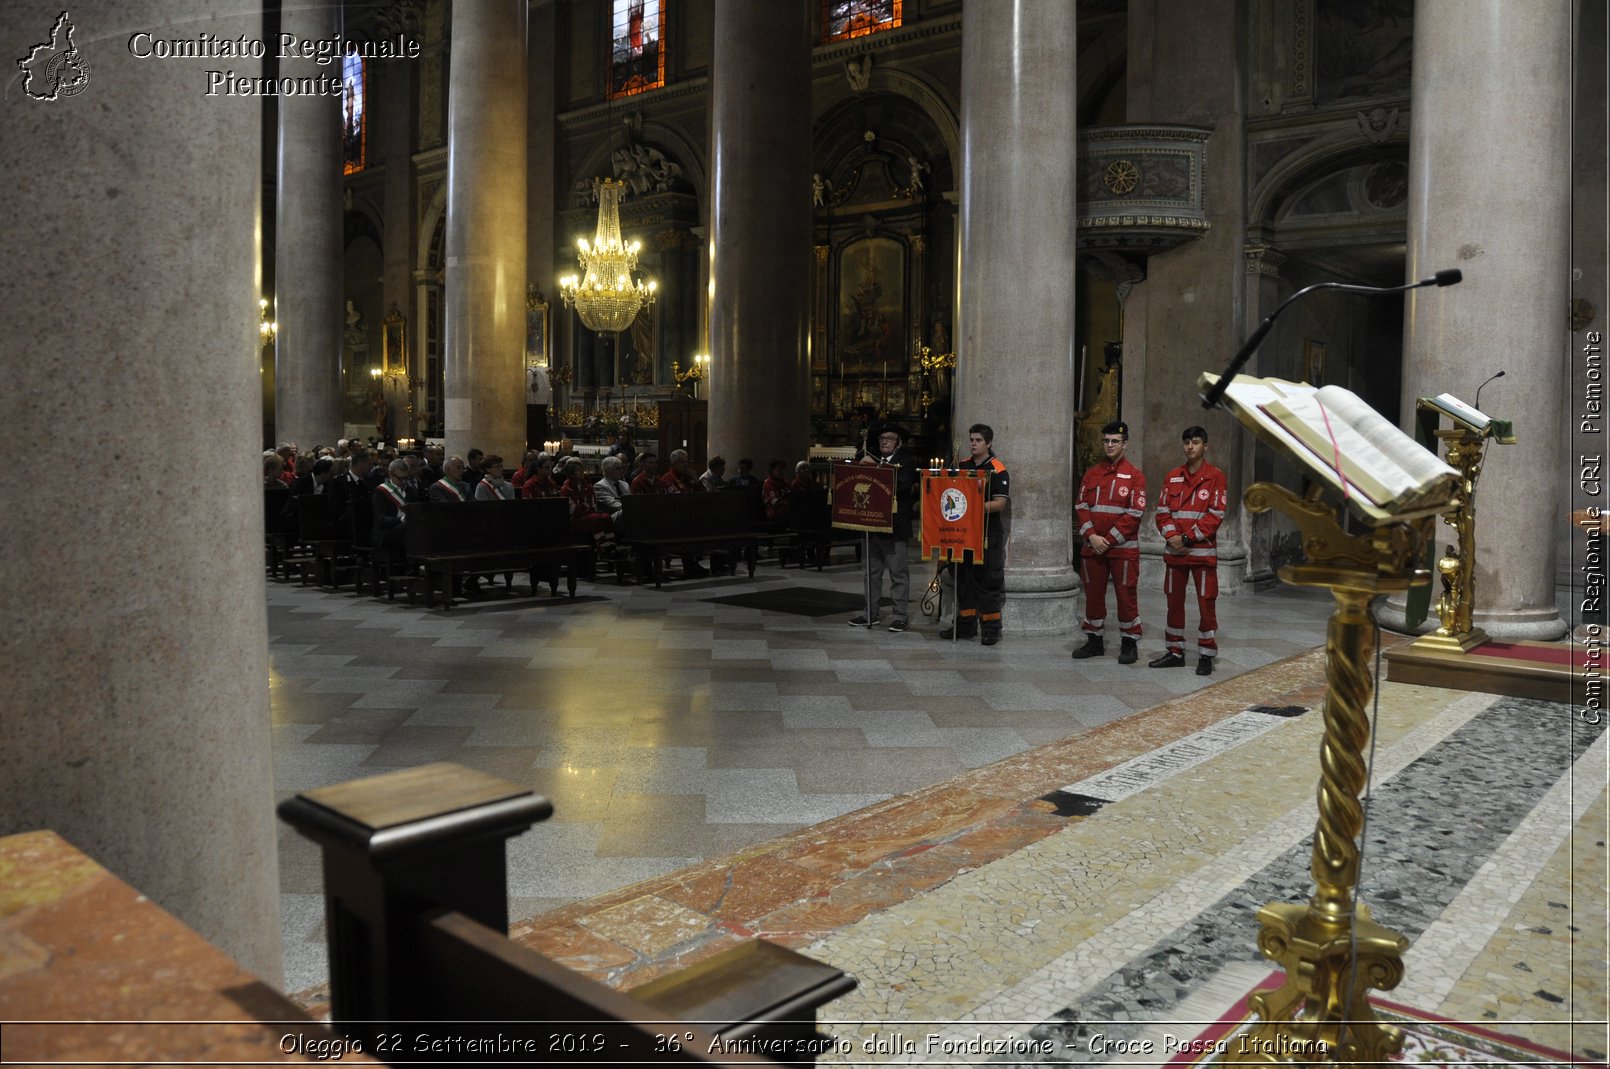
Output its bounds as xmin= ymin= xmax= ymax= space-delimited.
xmin=342 ymin=54 xmax=365 ymax=175
xmin=608 ymin=0 xmax=664 ymax=99
xmin=822 ymin=0 xmax=901 ymax=43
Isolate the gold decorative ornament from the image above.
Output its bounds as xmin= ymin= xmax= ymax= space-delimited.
xmin=1102 ymin=159 xmax=1140 ymax=195
xmin=671 ymin=354 xmax=708 ymax=397
xmin=559 ymin=178 xmax=657 ymax=333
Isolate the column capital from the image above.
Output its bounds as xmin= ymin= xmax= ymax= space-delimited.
xmin=1243 ymin=241 xmax=1287 ymax=277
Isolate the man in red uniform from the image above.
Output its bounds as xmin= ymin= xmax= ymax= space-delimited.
xmin=1072 ymin=420 xmax=1147 ymax=664
xmin=1149 ymin=425 xmax=1228 ymax=675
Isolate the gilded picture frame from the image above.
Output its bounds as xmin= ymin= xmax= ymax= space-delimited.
xmin=382 ymin=307 xmax=406 ymax=378
xmin=1303 ymin=339 xmax=1327 ymax=386
xmin=526 ymin=286 xmax=550 ymax=366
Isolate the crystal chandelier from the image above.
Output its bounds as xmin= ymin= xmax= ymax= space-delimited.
xmin=559 ymin=178 xmax=657 ymax=333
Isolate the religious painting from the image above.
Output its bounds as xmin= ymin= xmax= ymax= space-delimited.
xmin=854 ymin=381 xmax=882 ymax=413
xmin=836 ymin=236 xmax=906 ymax=377
xmin=1315 ymin=0 xmax=1413 ymax=103
xmin=382 ymin=308 xmax=405 ymax=379
xmin=831 ymin=382 xmax=852 ymax=417
xmin=526 ymin=288 xmax=550 ymax=365
xmin=1303 ymin=340 xmax=1327 ymax=386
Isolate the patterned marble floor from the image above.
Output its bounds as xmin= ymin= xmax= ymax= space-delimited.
xmin=269 ymin=561 xmax=1607 ymax=1063
xmin=270 ymin=559 xmax=1335 ymax=992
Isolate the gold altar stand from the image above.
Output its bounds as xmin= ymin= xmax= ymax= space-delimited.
xmin=1381 ymin=395 xmax=1565 ymax=699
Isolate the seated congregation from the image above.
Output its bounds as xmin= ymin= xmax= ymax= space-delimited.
xmin=263 ymin=438 xmax=839 ymax=606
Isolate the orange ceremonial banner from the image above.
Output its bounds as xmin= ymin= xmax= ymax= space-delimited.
xmin=830 ymin=461 xmax=896 ymax=534
xmin=921 ymin=471 xmax=985 ymax=563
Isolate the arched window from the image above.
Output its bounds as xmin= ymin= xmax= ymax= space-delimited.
xmin=608 ymin=0 xmax=664 ymax=99
xmin=342 ymin=54 xmax=366 ymax=175
xmin=822 ymin=0 xmax=901 ymax=43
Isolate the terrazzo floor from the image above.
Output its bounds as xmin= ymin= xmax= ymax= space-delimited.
xmin=268 ymin=557 xmax=1607 ymax=1063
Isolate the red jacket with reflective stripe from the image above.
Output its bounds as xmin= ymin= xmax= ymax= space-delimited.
xmin=1076 ymin=456 xmax=1146 ymax=560
xmin=1155 ymin=461 xmax=1227 ymax=566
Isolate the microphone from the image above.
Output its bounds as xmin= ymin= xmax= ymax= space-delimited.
xmin=1201 ymin=268 xmax=1464 ymax=409
xmin=1475 ymin=369 xmax=1505 ymax=411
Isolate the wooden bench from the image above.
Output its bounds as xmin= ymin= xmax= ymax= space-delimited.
xmin=294 ymin=494 xmax=360 ymax=589
xmin=279 ymin=763 xmax=854 ymax=1064
xmin=784 ymin=487 xmax=863 ymax=570
xmin=615 ymin=493 xmax=761 ymax=588
xmin=402 ymin=498 xmax=590 ymax=609
xmin=264 ymin=484 xmax=315 ymax=581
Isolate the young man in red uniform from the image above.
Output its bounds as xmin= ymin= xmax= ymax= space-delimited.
xmin=1072 ymin=420 xmax=1147 ymax=663
xmin=1149 ymin=425 xmax=1228 ymax=675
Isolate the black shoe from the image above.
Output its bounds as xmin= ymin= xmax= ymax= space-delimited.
xmin=1070 ymin=635 xmax=1105 ymax=659
xmin=980 ymin=632 xmax=1000 ymax=646
xmin=939 ymin=626 xmax=977 ymax=640
xmin=848 ymin=615 xmax=879 ymax=628
xmin=1148 ymin=652 xmax=1187 ymax=669
xmin=1118 ymin=638 xmax=1139 ymax=665
xmin=1196 ymin=656 xmax=1215 ymax=676
xmin=887 ymin=619 xmax=909 ymax=633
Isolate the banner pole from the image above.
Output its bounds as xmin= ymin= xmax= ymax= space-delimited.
xmin=863 ymin=532 xmax=874 ymax=627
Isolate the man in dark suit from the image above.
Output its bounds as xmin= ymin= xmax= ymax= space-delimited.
xmin=372 ymin=459 xmax=411 ymax=555
xmin=848 ymin=424 xmax=919 ymax=633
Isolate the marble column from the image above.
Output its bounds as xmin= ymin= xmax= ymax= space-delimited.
xmin=956 ymin=0 xmax=1080 ymax=635
xmin=1393 ymin=0 xmax=1571 ymax=639
xmin=708 ymin=0 xmax=812 ymax=469
xmin=274 ymin=1 xmax=344 ymax=447
xmin=0 ymin=1 xmax=281 ymax=982
xmin=1124 ymin=0 xmax=1247 ymax=595
xmin=380 ymin=51 xmax=418 ymax=440
xmin=444 ymin=1 xmax=527 ymax=462
xmin=528 ymin=0 xmax=557 ymax=310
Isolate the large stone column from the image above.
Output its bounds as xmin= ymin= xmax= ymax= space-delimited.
xmin=444 ymin=1 xmax=527 ymax=461
xmin=1396 ymin=0 xmax=1571 ymax=639
xmin=956 ymin=0 xmax=1080 ymax=635
xmin=708 ymin=0 xmax=812 ymax=468
xmin=0 ymin=2 xmax=281 ymax=982
xmin=1124 ymin=0 xmax=1248 ymax=594
xmin=274 ymin=1 xmax=344 ymax=447
xmin=528 ymin=0 xmax=557 ymax=309
xmin=380 ymin=47 xmax=418 ymax=440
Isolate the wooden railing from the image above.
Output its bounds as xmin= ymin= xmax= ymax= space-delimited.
xmin=278 ymin=762 xmax=855 ymax=1066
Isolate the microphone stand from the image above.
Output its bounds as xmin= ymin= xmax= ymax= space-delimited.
xmin=1201 ymin=269 xmax=1463 ymax=410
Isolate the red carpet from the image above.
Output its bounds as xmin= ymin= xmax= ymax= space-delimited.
xmin=1473 ymin=640 xmax=1593 ymax=670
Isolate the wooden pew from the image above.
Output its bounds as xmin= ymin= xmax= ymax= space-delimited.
xmin=295 ymin=494 xmax=358 ymax=589
xmin=783 ymin=487 xmax=862 ymax=570
xmin=402 ymin=498 xmax=590 ymax=609
xmin=264 ymin=484 xmax=311 ymax=581
xmin=615 ymin=493 xmax=761 ymax=588
xmin=278 ymin=763 xmax=854 ymax=1065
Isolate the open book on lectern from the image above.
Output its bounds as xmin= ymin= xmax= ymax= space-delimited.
xmin=1200 ymin=373 xmax=1460 ymax=525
